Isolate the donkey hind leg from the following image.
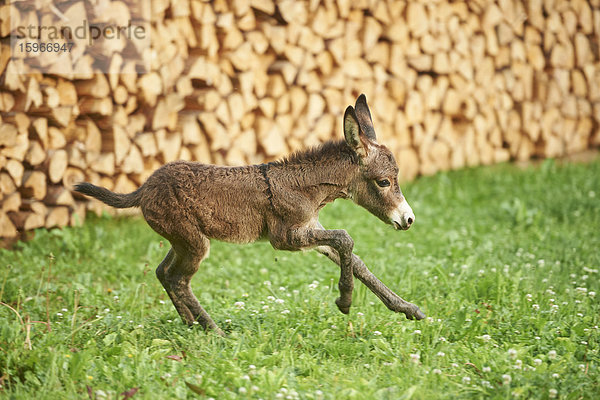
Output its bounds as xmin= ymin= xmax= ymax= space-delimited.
xmin=155 ymin=248 xmax=195 ymax=325
xmin=158 ymin=237 xmax=224 ymax=336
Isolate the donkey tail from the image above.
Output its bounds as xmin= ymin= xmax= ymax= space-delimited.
xmin=74 ymin=182 xmax=142 ymax=209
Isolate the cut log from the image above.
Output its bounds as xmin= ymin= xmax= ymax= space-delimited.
xmin=0 ymin=211 xmax=18 ymax=238
xmin=20 ymin=171 xmax=47 ymax=200
xmin=45 ymin=207 xmax=70 ymax=229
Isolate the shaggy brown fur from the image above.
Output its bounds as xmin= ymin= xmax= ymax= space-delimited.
xmin=75 ymin=95 xmax=424 ymax=335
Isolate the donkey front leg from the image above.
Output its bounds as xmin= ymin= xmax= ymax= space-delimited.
xmin=275 ymin=227 xmax=355 ymax=314
xmin=315 ymin=246 xmax=425 ymax=320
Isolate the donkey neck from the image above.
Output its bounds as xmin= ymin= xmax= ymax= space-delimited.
xmin=265 ymin=140 xmax=360 ymax=203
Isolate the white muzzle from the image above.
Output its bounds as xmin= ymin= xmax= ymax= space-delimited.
xmin=390 ymin=199 xmax=415 ymax=230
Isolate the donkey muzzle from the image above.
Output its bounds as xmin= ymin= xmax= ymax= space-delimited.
xmin=390 ymin=200 xmax=415 ymax=230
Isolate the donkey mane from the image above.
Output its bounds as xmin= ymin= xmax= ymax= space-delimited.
xmin=268 ymin=139 xmax=358 ymax=168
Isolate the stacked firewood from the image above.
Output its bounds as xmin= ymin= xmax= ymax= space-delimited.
xmin=1 ymin=0 xmax=599 ymax=239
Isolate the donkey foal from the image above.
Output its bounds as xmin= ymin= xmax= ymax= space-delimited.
xmin=75 ymin=94 xmax=425 ymax=335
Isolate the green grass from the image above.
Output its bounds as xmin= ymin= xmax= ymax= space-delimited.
xmin=1 ymin=158 xmax=599 ymax=399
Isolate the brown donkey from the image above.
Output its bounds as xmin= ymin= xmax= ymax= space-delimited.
xmin=75 ymin=94 xmax=425 ymax=335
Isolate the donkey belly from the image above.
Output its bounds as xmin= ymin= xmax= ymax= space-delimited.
xmin=198 ymin=203 xmax=266 ymax=244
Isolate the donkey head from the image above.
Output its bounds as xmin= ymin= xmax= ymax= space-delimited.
xmin=344 ymin=94 xmax=415 ymax=230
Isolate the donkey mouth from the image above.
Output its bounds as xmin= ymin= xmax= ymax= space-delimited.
xmin=393 ymin=221 xmax=410 ymax=231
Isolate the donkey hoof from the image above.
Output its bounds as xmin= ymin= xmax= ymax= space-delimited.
xmin=405 ymin=306 xmax=426 ymax=320
xmin=335 ymin=297 xmax=351 ymax=314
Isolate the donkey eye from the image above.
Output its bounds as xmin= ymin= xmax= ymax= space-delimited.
xmin=376 ymin=179 xmax=390 ymax=187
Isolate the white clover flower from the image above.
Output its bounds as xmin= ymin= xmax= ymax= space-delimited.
xmin=524 ymin=293 xmax=531 ymax=301
xmin=478 ymin=269 xmax=485 ymax=276
xmin=281 ymin=309 xmax=290 ymax=314
xmin=549 ymin=389 xmax=558 ymax=398
xmin=576 ymin=287 xmax=588 ymax=294
xmin=263 ymin=280 xmax=272 ymax=286
xmin=275 ymin=298 xmax=285 ymax=304
xmin=508 ymin=349 xmax=517 ymax=358
xmin=251 ymin=385 xmax=259 ymax=392
xmin=279 ymin=286 xmax=286 ymax=291
xmin=534 ymin=358 xmax=542 ymax=366
xmin=267 ymin=296 xmax=275 ymax=301
xmin=56 ymin=312 xmax=63 ymax=317
xmin=462 ymin=376 xmax=471 ymax=384
xmin=61 ymin=308 xmax=68 ymax=312
xmin=451 ymin=363 xmax=459 ymax=368
xmin=242 ymin=293 xmax=249 ymax=298
xmin=502 ymin=374 xmax=512 ymax=385
xmin=373 ymin=330 xmax=382 ymax=336
xmin=552 ymin=373 xmax=559 ymax=378
xmin=589 ymin=291 xmax=596 ymax=298
xmin=548 ymin=350 xmax=557 ymax=360
xmin=439 ymin=336 xmax=447 ymax=342
xmin=357 ymin=312 xmax=364 ymax=317
xmin=532 ymin=304 xmax=540 ymax=310
xmin=262 ymin=305 xmax=269 ymax=311
xmin=330 ymin=324 xmax=337 ymax=329
xmin=259 ymin=268 xmax=268 ymax=274
xmin=482 ymin=366 xmax=491 ymax=373
xmin=238 ymin=387 xmax=247 ymax=394
xmin=437 ymin=351 xmax=445 ymax=357
xmin=514 ymin=359 xmax=522 ymax=369
xmin=577 ymin=312 xmax=584 ymax=317
xmin=433 ymin=368 xmax=442 ymax=375
xmin=409 ymin=353 xmax=420 ymax=363
xmin=235 ymin=301 xmax=245 ymax=309
xmin=413 ymin=330 xmax=421 ymax=335
xmin=481 ymin=334 xmax=491 ymax=341
xmin=579 ymin=364 xmax=586 ymax=371
xmin=116 ymin=315 xmax=122 ymax=319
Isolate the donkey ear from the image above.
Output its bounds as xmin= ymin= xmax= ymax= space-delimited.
xmin=344 ymin=106 xmax=368 ymax=158
xmin=354 ymin=94 xmax=377 ymax=141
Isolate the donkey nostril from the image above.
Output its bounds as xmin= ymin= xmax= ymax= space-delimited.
xmin=407 ymin=217 xmax=413 ymax=225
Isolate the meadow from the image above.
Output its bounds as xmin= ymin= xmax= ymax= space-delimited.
xmin=0 ymin=158 xmax=599 ymax=399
